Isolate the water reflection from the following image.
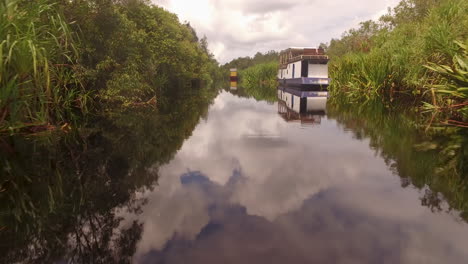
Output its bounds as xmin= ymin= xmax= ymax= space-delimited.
xmin=2 ymin=90 xmax=468 ymax=263
xmin=277 ymin=102 xmax=323 ymax=125
xmin=121 ymin=91 xmax=468 ymax=263
xmin=276 ymin=86 xmax=327 ymax=126
xmin=0 ymin=88 xmax=217 ymax=263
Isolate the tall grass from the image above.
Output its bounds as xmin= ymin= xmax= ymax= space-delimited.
xmin=0 ymin=0 xmax=89 ymax=132
xmin=328 ymin=0 xmax=468 ymax=126
xmin=239 ymin=62 xmax=278 ymax=102
xmin=424 ymin=41 xmax=468 ymax=126
xmin=240 ymin=61 xmax=278 ymax=87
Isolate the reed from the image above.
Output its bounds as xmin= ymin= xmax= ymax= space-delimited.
xmin=424 ymin=41 xmax=468 ymax=125
xmin=0 ymin=0 xmax=88 ymax=132
xmin=327 ymin=0 xmax=468 ymax=125
xmin=239 ymin=62 xmax=278 ymax=102
xmin=240 ymin=62 xmax=278 ymax=87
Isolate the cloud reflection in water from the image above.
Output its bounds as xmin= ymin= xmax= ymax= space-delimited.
xmin=123 ymin=92 xmax=468 ymax=264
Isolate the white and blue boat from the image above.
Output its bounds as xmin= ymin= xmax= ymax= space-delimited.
xmin=277 ymin=47 xmax=330 ymax=90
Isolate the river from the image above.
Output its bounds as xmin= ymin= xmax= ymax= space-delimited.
xmin=1 ymin=89 xmax=467 ymax=263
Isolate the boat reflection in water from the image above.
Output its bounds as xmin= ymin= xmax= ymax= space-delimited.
xmin=277 ymin=86 xmax=327 ymax=126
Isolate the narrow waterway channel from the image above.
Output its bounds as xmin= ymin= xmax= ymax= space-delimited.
xmin=1 ymin=90 xmax=467 ymax=263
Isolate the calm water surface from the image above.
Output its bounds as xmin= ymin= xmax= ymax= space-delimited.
xmin=1 ymin=90 xmax=467 ymax=263
xmin=124 ymin=92 xmax=468 ymax=263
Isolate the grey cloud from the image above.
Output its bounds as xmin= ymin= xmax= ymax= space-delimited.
xmin=241 ymin=1 xmax=295 ymax=14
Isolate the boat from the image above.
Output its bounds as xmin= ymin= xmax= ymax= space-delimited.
xmin=277 ymin=47 xmax=330 ymax=91
xmin=230 ymin=68 xmax=238 ymax=90
xmin=277 ymin=47 xmax=329 ymax=114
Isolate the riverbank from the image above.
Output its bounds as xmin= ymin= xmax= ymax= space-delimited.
xmin=325 ymin=0 xmax=468 ymax=127
xmin=0 ymin=0 xmax=220 ymax=134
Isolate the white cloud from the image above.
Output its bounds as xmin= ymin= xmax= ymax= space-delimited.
xmin=152 ymin=0 xmax=400 ymax=63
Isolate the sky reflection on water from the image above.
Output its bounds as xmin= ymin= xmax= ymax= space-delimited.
xmin=121 ymin=92 xmax=468 ymax=264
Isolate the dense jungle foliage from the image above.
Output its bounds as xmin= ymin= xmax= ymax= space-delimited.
xmin=0 ymin=0 xmax=220 ymax=133
xmin=324 ymin=0 xmax=468 ymax=127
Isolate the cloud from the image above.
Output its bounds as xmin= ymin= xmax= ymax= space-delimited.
xmin=237 ymin=0 xmax=302 ymax=14
xmin=152 ymin=0 xmax=400 ymax=63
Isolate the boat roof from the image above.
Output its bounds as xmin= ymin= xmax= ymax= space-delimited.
xmin=281 ymin=47 xmax=323 ymax=53
xmin=278 ymin=47 xmax=328 ymax=67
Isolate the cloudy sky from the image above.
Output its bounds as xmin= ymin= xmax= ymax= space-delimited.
xmin=151 ymin=0 xmax=400 ymax=63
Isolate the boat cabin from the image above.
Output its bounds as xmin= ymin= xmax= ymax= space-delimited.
xmin=277 ymin=47 xmax=330 ymax=89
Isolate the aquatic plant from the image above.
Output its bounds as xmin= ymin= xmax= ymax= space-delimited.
xmin=424 ymin=41 xmax=468 ymax=127
xmin=0 ymin=0 xmax=88 ymax=132
xmin=239 ymin=62 xmax=278 ymax=102
xmin=326 ymin=0 xmax=468 ymax=125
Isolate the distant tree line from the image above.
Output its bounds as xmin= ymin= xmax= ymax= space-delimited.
xmin=220 ymin=51 xmax=279 ymax=100
xmin=221 ymin=50 xmax=279 ymax=73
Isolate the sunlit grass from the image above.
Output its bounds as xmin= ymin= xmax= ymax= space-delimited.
xmin=328 ymin=0 xmax=468 ymax=126
xmin=239 ymin=62 xmax=278 ymax=102
xmin=0 ymin=0 xmax=89 ymax=132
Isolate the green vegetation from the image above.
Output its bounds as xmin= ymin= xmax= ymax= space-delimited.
xmin=0 ymin=0 xmax=87 ymax=132
xmin=222 ymin=50 xmax=278 ymax=73
xmin=222 ymin=51 xmax=279 ymax=101
xmin=424 ymin=41 xmax=468 ymax=126
xmin=1 ymin=0 xmax=220 ymax=133
xmin=239 ymin=61 xmax=278 ymax=102
xmin=324 ymin=0 xmax=468 ymax=127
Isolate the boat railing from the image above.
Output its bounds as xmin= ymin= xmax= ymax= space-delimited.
xmin=279 ymin=55 xmax=329 ymax=67
xmin=290 ymin=55 xmax=328 ymax=62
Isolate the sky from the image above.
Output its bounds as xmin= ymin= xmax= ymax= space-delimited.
xmin=151 ymin=0 xmax=400 ymax=64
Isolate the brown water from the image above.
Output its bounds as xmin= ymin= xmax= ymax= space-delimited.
xmin=1 ymin=90 xmax=467 ymax=263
